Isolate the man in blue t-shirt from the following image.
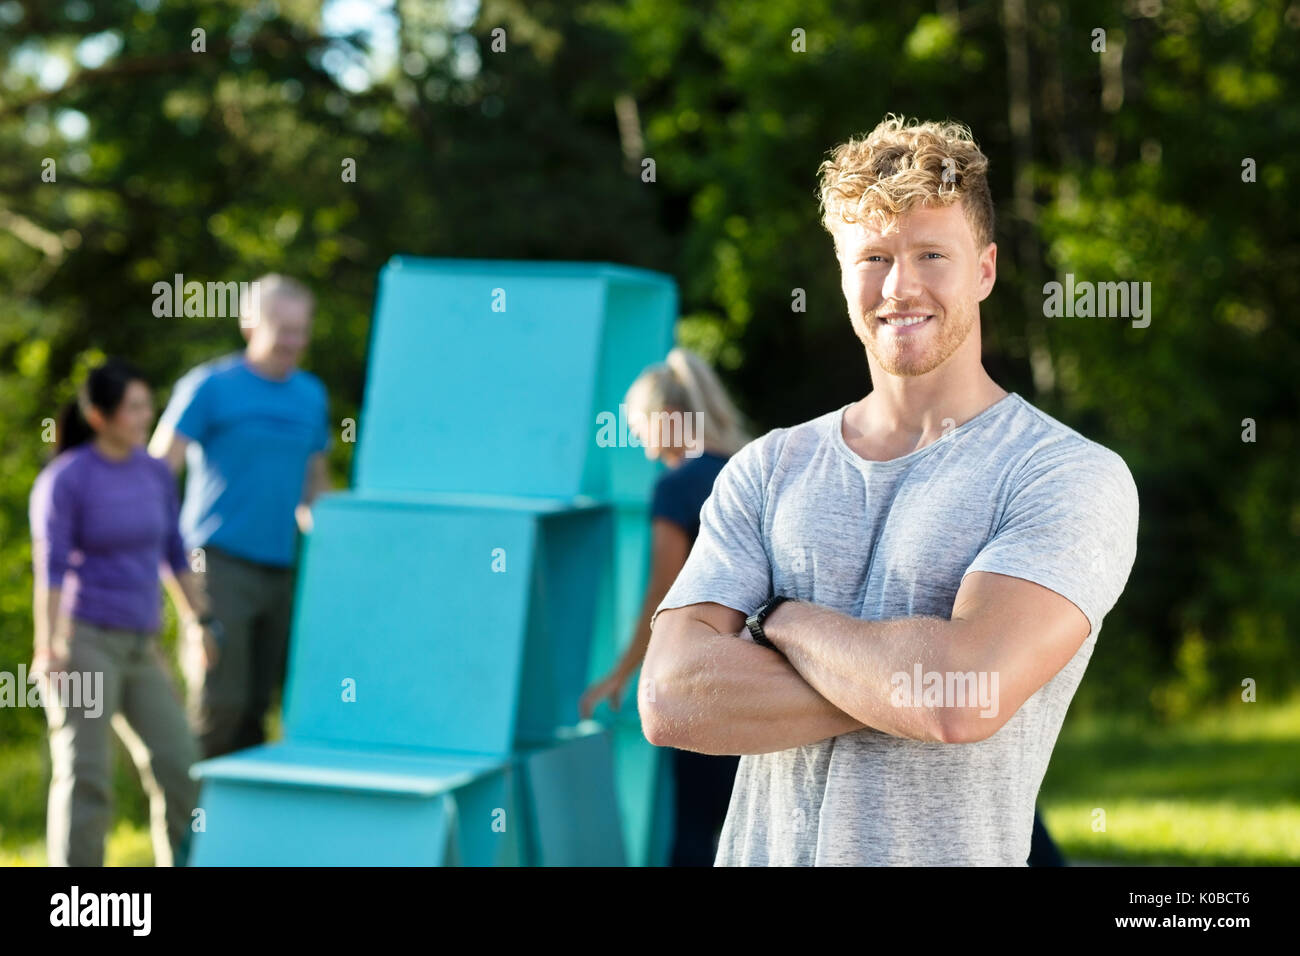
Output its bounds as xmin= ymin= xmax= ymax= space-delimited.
xmin=151 ymin=274 xmax=332 ymax=758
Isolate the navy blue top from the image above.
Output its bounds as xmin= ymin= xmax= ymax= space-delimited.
xmin=650 ymin=451 xmax=730 ymax=546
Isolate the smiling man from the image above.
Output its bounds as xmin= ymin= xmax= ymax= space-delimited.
xmin=150 ymin=274 xmax=332 ymax=760
xmin=639 ymin=115 xmax=1139 ymax=866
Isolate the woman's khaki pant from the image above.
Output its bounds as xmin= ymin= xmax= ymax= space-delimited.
xmin=44 ymin=619 xmax=199 ymax=867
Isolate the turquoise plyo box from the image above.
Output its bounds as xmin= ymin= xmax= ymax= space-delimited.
xmin=521 ymin=729 xmax=626 ymax=866
xmin=189 ymin=742 xmax=523 ymax=866
xmin=282 ymin=492 xmax=611 ymax=755
xmin=585 ymin=499 xmax=677 ymax=866
xmin=190 ymin=258 xmax=677 ymax=866
xmin=355 ymin=257 xmax=673 ymax=499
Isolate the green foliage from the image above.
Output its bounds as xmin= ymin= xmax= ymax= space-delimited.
xmin=582 ymin=0 xmax=1300 ymax=722
xmin=1039 ymin=695 xmax=1300 ymax=865
xmin=0 ymin=0 xmax=673 ymax=765
xmin=1 ymin=0 xmax=1296 ymax=824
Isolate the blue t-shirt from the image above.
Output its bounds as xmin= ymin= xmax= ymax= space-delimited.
xmin=650 ymin=451 xmax=730 ymax=546
xmin=158 ymin=353 xmax=330 ymax=567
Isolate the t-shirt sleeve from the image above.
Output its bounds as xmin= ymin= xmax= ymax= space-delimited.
xmin=650 ymin=437 xmax=773 ymax=633
xmin=29 ymin=465 xmax=78 ymax=587
xmin=962 ymin=439 xmax=1139 ymax=638
xmin=159 ymin=369 xmax=211 ymax=444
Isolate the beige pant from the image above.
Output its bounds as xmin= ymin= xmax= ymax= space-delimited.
xmin=45 ymin=619 xmax=199 ymax=867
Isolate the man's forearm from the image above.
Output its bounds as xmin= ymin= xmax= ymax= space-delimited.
xmin=764 ymin=601 xmax=967 ymax=743
xmin=641 ymin=623 xmax=867 ymax=755
xmin=302 ymin=455 xmax=330 ymax=506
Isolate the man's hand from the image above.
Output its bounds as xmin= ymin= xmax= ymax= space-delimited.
xmin=148 ymin=424 xmax=190 ymax=474
xmin=182 ymin=617 xmax=220 ymax=683
xmin=639 ymin=602 xmax=867 ymax=754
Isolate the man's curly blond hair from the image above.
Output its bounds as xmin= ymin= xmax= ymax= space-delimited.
xmin=817 ymin=114 xmax=994 ymax=253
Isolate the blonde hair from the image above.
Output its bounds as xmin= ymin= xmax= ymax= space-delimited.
xmin=624 ymin=348 xmax=750 ymax=457
xmin=816 ymin=114 xmax=994 ymax=251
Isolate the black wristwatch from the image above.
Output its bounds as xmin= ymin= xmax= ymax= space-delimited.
xmin=746 ymin=595 xmax=789 ymax=649
xmin=196 ymin=613 xmax=224 ymax=643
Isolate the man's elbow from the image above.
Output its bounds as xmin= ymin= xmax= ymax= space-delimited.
xmin=933 ymin=708 xmax=1006 ymax=744
xmin=639 ymin=706 xmax=670 ymax=748
xmin=637 ymin=660 xmax=675 ymax=748
xmin=636 ymin=628 xmax=691 ymax=749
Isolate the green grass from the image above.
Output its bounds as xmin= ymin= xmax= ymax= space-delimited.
xmin=1039 ymin=695 xmax=1300 ymax=865
xmin=0 ymin=709 xmax=283 ymax=867
xmin=2 ymin=698 xmax=1296 ymax=866
xmin=0 ymin=738 xmax=157 ymax=866
xmin=0 ymin=821 xmax=153 ymax=867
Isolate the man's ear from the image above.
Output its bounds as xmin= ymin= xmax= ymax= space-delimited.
xmin=83 ymin=406 xmax=105 ymax=431
xmin=977 ymin=241 xmax=997 ymax=302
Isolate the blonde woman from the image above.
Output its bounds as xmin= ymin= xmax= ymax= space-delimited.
xmin=579 ymin=347 xmax=750 ymax=866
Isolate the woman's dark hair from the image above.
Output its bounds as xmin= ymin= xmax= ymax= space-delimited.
xmin=55 ymin=357 xmax=148 ymax=455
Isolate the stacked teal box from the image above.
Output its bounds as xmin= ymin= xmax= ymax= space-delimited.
xmin=189 ymin=257 xmax=676 ymax=866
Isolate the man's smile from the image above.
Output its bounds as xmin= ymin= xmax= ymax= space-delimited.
xmin=878 ymin=312 xmax=934 ymax=331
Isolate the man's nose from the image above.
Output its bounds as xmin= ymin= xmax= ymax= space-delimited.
xmin=881 ymin=257 xmax=922 ymax=302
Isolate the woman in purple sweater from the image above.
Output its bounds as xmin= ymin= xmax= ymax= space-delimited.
xmin=30 ymin=358 xmax=209 ymax=866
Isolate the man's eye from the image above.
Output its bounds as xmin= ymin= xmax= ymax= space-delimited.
xmin=923 ymin=252 xmax=944 ymax=260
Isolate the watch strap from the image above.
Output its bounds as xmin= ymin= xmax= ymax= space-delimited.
xmin=746 ymin=595 xmax=788 ymax=649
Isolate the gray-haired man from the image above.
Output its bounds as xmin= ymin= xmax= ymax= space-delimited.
xmin=151 ymin=274 xmax=332 ymax=759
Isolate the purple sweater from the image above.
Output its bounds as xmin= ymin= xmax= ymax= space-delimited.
xmin=29 ymin=444 xmax=190 ymax=634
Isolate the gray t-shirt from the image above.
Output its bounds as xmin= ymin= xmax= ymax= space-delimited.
xmin=651 ymin=392 xmax=1139 ymax=866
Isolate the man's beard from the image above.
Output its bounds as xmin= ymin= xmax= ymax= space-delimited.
xmin=857 ymin=303 xmax=977 ymax=377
